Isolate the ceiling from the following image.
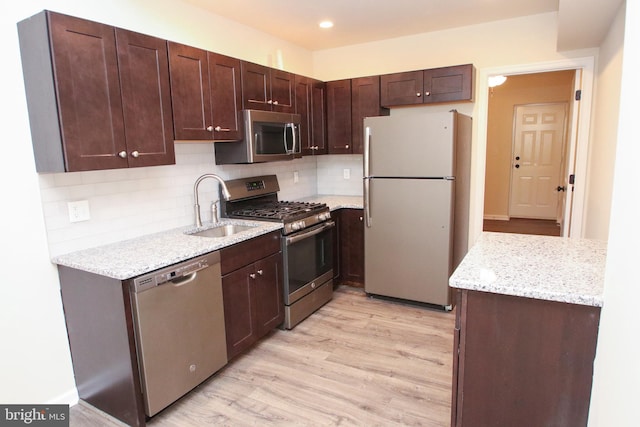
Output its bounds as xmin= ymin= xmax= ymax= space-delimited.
xmin=182 ymin=0 xmax=622 ymax=51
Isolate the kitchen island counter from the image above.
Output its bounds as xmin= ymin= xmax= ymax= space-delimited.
xmin=449 ymin=232 xmax=606 ymax=426
xmin=449 ymin=231 xmax=606 ymax=307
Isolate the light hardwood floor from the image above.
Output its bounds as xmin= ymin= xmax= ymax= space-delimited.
xmin=70 ymin=286 xmax=455 ymax=426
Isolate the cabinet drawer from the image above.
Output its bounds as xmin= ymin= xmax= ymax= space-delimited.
xmin=220 ymin=230 xmax=281 ymax=275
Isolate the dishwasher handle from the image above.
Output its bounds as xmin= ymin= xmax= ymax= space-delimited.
xmin=167 ymin=272 xmax=198 ymax=287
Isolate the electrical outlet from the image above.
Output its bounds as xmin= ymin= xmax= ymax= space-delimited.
xmin=293 ymin=171 xmax=299 ymax=183
xmin=343 ymin=169 xmax=351 ymax=180
xmin=68 ymin=200 xmax=91 ymax=223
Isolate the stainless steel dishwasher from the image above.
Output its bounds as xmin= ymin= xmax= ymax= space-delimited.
xmin=130 ymin=251 xmax=227 ymax=417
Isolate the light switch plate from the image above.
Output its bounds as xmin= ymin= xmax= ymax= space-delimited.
xmin=68 ymin=200 xmax=91 ymax=223
xmin=343 ymin=169 xmax=351 ymax=179
xmin=293 ymin=171 xmax=299 ymax=183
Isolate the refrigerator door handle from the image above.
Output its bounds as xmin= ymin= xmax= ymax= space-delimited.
xmin=364 ymin=177 xmax=372 ymax=228
xmin=364 ymin=126 xmax=371 ymax=178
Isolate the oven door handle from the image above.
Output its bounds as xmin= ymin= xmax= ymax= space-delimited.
xmin=285 ymin=220 xmax=335 ymax=246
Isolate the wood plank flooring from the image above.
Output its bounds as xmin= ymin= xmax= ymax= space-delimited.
xmin=483 ymin=217 xmax=561 ymax=236
xmin=69 ymin=286 xmax=455 ymax=426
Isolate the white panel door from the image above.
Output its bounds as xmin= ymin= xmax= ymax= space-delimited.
xmin=509 ymin=103 xmax=567 ymax=219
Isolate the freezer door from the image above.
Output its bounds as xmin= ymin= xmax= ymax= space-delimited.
xmin=364 ymin=178 xmax=454 ymax=306
xmin=364 ymin=112 xmax=455 ymax=178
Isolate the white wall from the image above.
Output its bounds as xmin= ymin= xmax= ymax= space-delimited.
xmin=582 ymin=4 xmax=625 ymax=240
xmin=589 ymin=2 xmax=640 ymax=426
xmin=313 ymin=12 xmax=600 ymax=243
xmin=1 ymin=0 xmax=317 ymax=405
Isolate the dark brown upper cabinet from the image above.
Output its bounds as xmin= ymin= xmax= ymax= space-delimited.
xmin=17 ymin=11 xmax=175 ymax=172
xmin=326 ymin=79 xmax=352 ymax=154
xmin=295 ymin=75 xmax=327 ymax=155
xmin=381 ymin=64 xmax=474 ymax=107
xmin=168 ymin=42 xmax=242 ymax=141
xmin=327 ymin=77 xmax=388 ymax=155
xmin=351 ymin=76 xmax=389 ymax=154
xmin=241 ymin=61 xmax=294 ymax=113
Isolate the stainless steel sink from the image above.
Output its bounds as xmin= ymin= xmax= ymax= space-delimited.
xmin=186 ymin=224 xmax=256 ymax=238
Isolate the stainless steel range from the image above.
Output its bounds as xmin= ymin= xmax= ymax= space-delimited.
xmin=221 ymin=175 xmax=334 ymax=329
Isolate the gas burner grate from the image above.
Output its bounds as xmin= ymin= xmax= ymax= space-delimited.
xmin=230 ymin=200 xmax=326 ymax=221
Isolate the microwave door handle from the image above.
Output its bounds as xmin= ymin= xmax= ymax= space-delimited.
xmin=283 ymin=125 xmax=289 ymax=153
xmin=284 ymin=123 xmax=295 ymax=154
xmin=291 ymin=123 xmax=298 ymax=154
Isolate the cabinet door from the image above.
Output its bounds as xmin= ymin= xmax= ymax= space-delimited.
xmin=326 ymin=79 xmax=352 ymax=154
xmin=253 ymin=253 xmax=284 ymax=337
xmin=208 ymin=52 xmax=243 ymax=141
xmin=115 ymin=29 xmax=175 ymax=167
xmin=222 ymin=264 xmax=256 ymax=360
xmin=340 ymin=209 xmax=365 ymax=286
xmin=295 ymin=75 xmax=313 ymax=154
xmin=311 ymin=80 xmax=328 ymax=154
xmin=351 ymin=76 xmax=388 ymax=154
xmin=270 ymin=69 xmax=295 ymax=113
xmin=49 ymin=12 xmax=127 ymax=171
xmin=331 ymin=211 xmax=341 ymax=282
xmin=380 ymin=70 xmax=424 ymax=107
xmin=168 ymin=42 xmax=213 ymax=140
xmin=241 ymin=61 xmax=271 ymax=111
xmin=423 ymin=64 xmax=474 ymax=104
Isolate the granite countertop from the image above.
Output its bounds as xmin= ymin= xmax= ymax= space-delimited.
xmin=52 ymin=195 xmax=363 ymax=281
xmin=299 ymin=195 xmax=363 ymax=210
xmin=52 ymin=219 xmax=282 ymax=280
xmin=449 ymin=232 xmax=607 ymax=307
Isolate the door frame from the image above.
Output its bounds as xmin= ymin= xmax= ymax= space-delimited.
xmin=470 ymin=56 xmax=595 ymax=242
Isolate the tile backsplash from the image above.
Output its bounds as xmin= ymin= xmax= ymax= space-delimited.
xmin=38 ymin=144 xmax=363 ymax=257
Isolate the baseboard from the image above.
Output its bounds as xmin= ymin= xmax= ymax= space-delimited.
xmin=483 ymin=214 xmax=510 ymax=221
xmin=48 ymin=387 xmax=79 ymax=406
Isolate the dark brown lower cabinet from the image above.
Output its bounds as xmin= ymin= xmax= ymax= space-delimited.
xmin=333 ymin=209 xmax=364 ymax=287
xmin=221 ymin=231 xmax=284 ymax=360
xmin=451 ymin=289 xmax=601 ymax=427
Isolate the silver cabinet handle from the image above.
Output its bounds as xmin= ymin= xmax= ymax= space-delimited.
xmin=273 ymin=100 xmax=279 ymax=105
xmin=249 ymin=273 xmax=256 ymax=279
xmin=267 ymin=99 xmax=273 ymax=104
xmin=416 ymin=92 xmax=421 ymax=97
xmin=257 ymin=269 xmax=263 ymax=276
xmin=131 ymin=151 xmax=139 ymax=158
xmin=345 ymin=144 xmax=350 ymax=149
xmin=214 ymin=126 xmax=230 ymax=132
xmin=118 ymin=151 xmax=127 ymax=158
xmin=207 ymin=125 xmax=214 ymax=132
xmin=425 ymin=91 xmax=431 ymax=96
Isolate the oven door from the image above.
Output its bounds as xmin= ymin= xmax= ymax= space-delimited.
xmin=282 ymin=220 xmax=334 ymax=305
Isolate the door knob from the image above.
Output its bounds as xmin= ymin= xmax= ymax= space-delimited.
xmin=557 ymin=186 xmax=567 ymax=192
xmin=515 ymin=164 xmax=520 ymax=168
xmin=515 ymin=156 xmax=520 ymax=160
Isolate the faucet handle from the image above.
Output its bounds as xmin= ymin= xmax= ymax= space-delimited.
xmin=211 ymin=199 xmax=219 ymax=223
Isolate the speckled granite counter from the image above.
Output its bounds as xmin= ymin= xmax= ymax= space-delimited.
xmin=449 ymin=232 xmax=606 ymax=307
xmin=52 ymin=220 xmax=282 ymax=280
xmin=52 ymin=195 xmax=362 ymax=281
xmin=299 ymin=195 xmax=363 ymax=210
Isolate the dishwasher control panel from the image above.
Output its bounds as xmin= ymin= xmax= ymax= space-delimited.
xmin=131 ymin=251 xmax=220 ymax=293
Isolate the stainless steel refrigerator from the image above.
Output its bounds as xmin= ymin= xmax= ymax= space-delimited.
xmin=363 ymin=110 xmax=472 ymax=308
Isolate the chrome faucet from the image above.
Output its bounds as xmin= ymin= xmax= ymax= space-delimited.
xmin=193 ymin=174 xmax=231 ymax=228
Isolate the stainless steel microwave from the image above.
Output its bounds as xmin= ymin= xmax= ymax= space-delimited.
xmin=214 ymin=110 xmax=301 ymax=164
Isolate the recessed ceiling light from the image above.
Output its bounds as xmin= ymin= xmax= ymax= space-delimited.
xmin=319 ymin=20 xmax=334 ymax=29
